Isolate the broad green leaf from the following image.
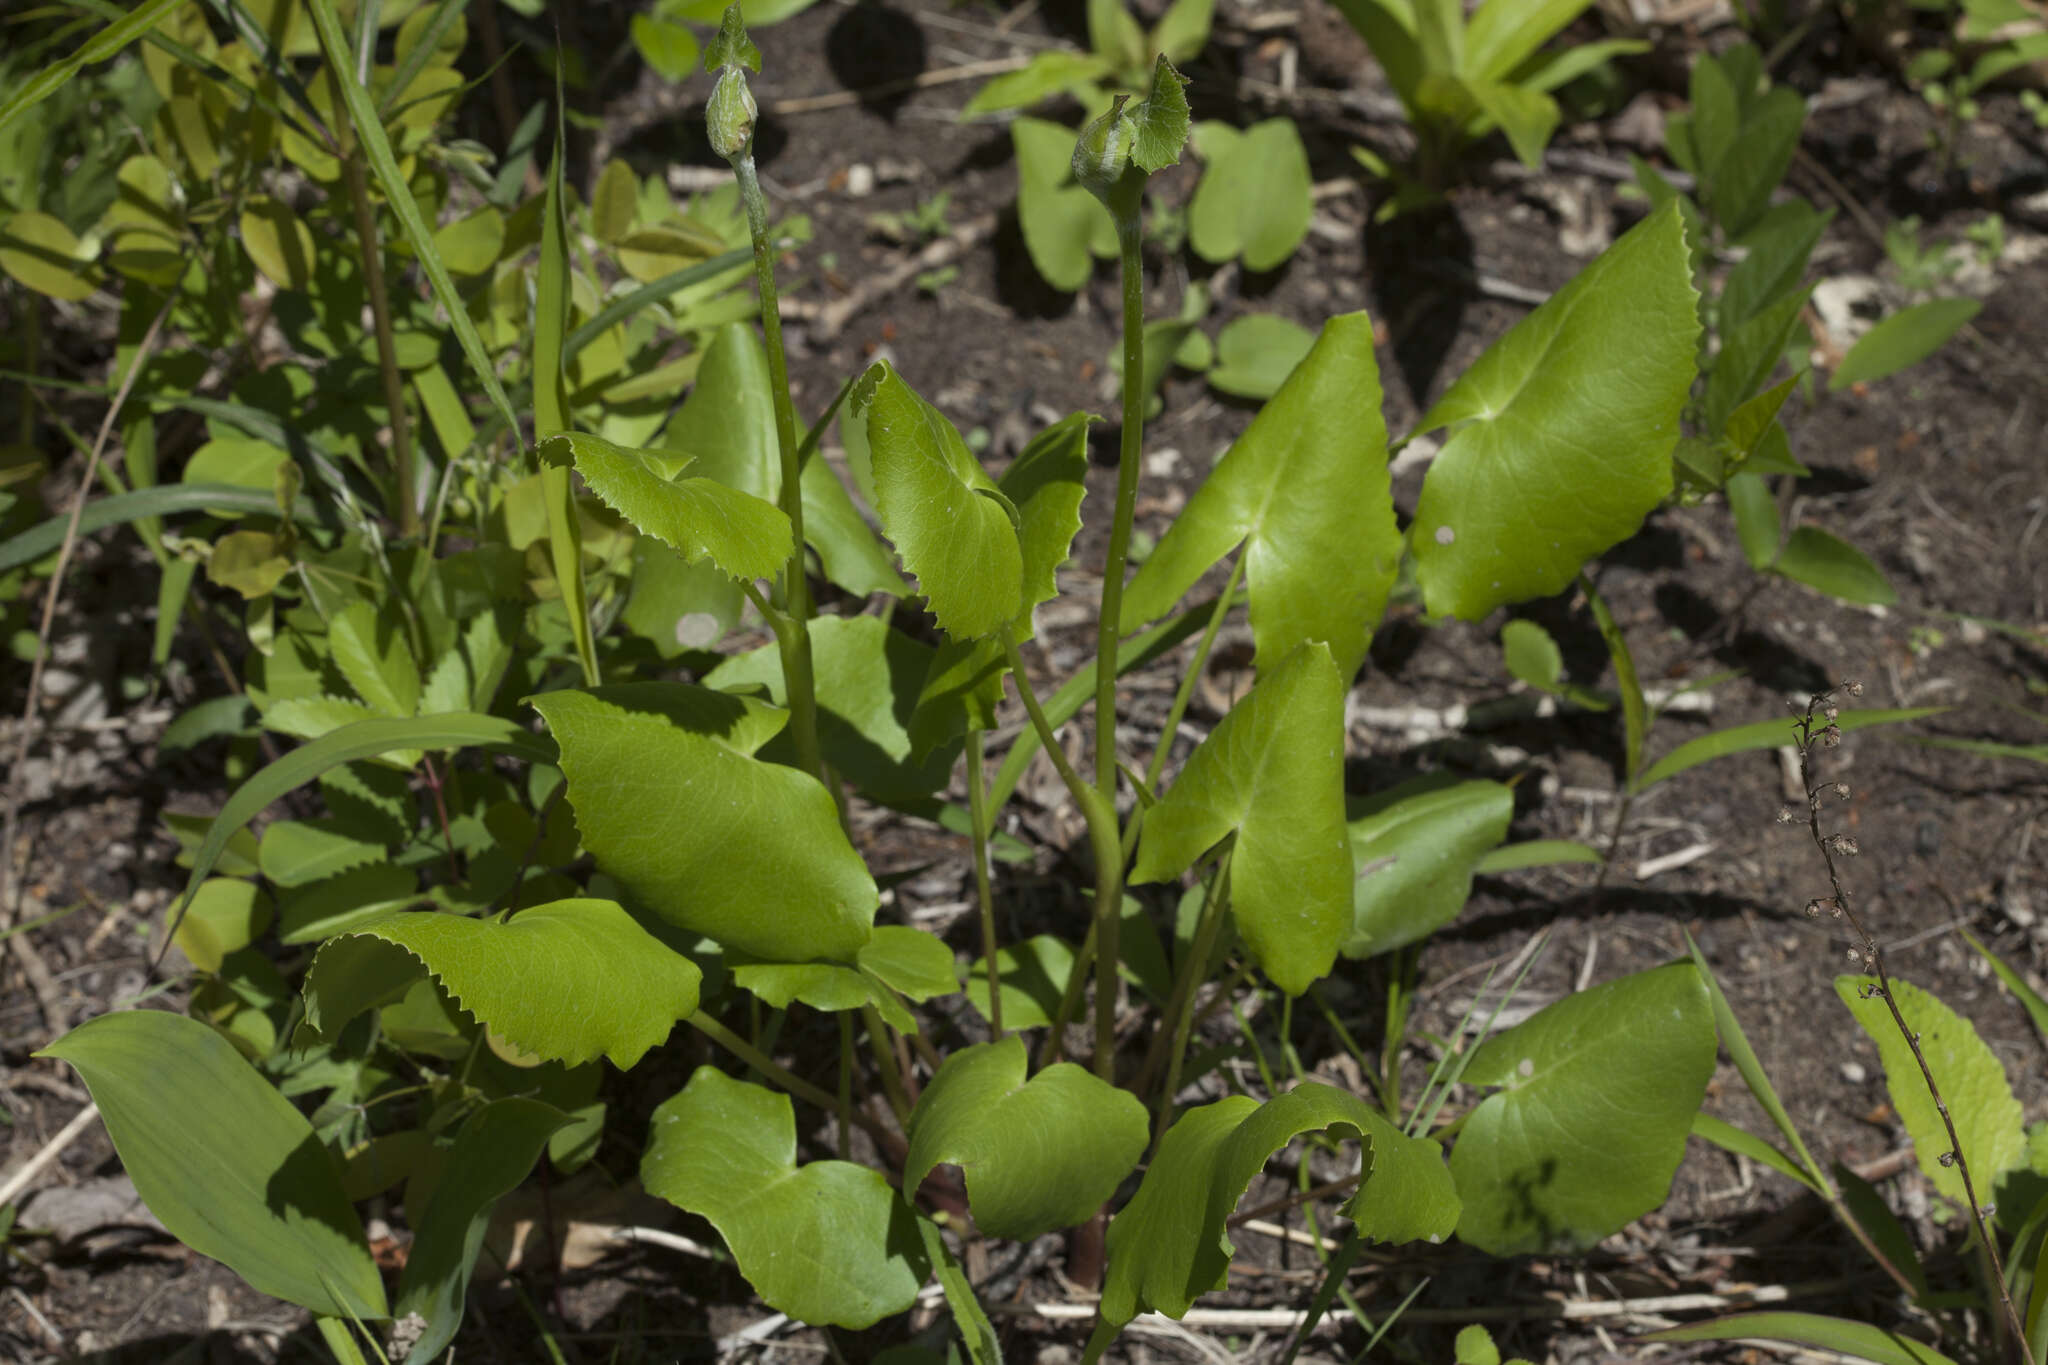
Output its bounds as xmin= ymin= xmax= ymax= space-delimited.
xmin=1188 ymin=120 xmax=1310 ymax=270
xmin=279 ymin=863 xmax=421 ymax=943
xmin=1465 ymin=0 xmax=1595 ymax=80
xmin=1152 ymin=0 xmax=1214 ymax=64
xmin=1206 ymin=314 xmax=1314 ymax=399
xmin=395 ymin=1097 xmax=570 ymax=1361
xmin=1095 ymin=1083 xmax=1456 ymax=1334
xmin=661 ymin=321 xmax=778 ymax=499
xmin=632 ymin=14 xmax=700 ymax=80
xmin=1727 ymin=470 xmax=1780 ymax=570
xmin=1705 ymin=86 xmax=1805 ymax=239
xmin=1835 ymin=974 xmax=2025 ymax=1203
xmin=707 ymin=615 xmax=955 ymax=803
xmin=329 ymin=599 xmax=422 ymax=718
xmin=1721 ymin=201 xmax=1830 ymax=332
xmin=731 ymin=925 xmax=957 ymax=1032
xmin=206 ymin=528 xmax=293 ymax=598
xmin=433 ymin=206 xmax=504 ymax=276
xmin=182 ymin=438 xmax=291 ymax=515
xmin=1013 ymin=116 xmax=1104 ymax=292
xmin=1700 ymin=285 xmax=1809 ymax=438
xmin=1451 ymin=962 xmax=1715 ymax=1253
xmin=905 ymin=1037 xmax=1148 ymax=1240
xmin=39 ymin=1011 xmax=387 ymax=1319
xmin=1342 ymin=777 xmax=1513 ymax=957
xmin=1131 ymin=643 xmax=1350 ymax=995
xmin=174 ymin=878 xmax=272 ymax=973
xmin=1129 ymin=55 xmax=1191 ymax=174
xmin=1120 ymin=313 xmax=1396 ymax=680
xmin=590 ymin=159 xmax=639 ymax=243
xmin=0 ymin=211 xmax=100 ymax=300
xmin=1830 ymin=298 xmax=1980 ymax=390
xmin=310 ymin=899 xmax=702 ymax=1068
xmin=962 ymin=50 xmax=1113 ymax=116
xmin=1457 ymin=74 xmax=1560 ymax=168
xmin=538 ymin=431 xmax=790 ymax=584
xmin=1410 ymin=204 xmax=1699 ymax=619
xmin=1003 ymin=413 xmax=1091 ymax=635
xmin=801 ymin=449 xmax=909 ymax=598
xmin=1501 ymin=618 xmax=1608 ymax=710
xmin=172 ymin=714 xmax=553 ymax=928
xmin=1774 ymin=525 xmax=1895 ymax=605
xmin=961 ymin=934 xmax=1074 ymax=1030
xmin=259 ymin=818 xmax=385 ymax=887
xmin=860 ymin=362 xmax=1022 ymax=639
xmin=530 ymin=686 xmax=876 ymax=962
xmin=642 ymin=1067 xmax=928 ymax=1327
xmin=1637 ymin=707 xmax=1940 ymax=791
xmin=1644 ymin=1313 xmax=1960 ymax=1365
xmin=240 ymin=196 xmax=316 ymax=290
xmin=0 ymin=483 xmax=321 ymax=575
xmin=1087 ymin=0 xmax=1146 ymax=78
xmin=909 ymin=637 xmax=1007 ymax=758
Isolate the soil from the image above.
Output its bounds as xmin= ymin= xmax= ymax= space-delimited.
xmin=5 ymin=0 xmax=2048 ymax=1361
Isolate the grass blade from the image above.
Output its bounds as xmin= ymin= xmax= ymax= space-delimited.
xmin=0 ymin=0 xmax=187 ymax=136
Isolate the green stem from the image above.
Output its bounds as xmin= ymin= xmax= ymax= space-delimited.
xmin=862 ymin=1004 xmax=914 ymax=1124
xmin=837 ymin=1011 xmax=855 ymax=1160
xmin=340 ymin=152 xmax=419 ymax=539
xmin=1154 ymin=850 xmax=1232 ymax=1140
xmin=689 ymin=1011 xmax=893 ymax=1145
xmin=1003 ymin=637 xmax=1123 ymax=1080
xmin=966 ymin=729 xmax=1002 ymax=1036
xmin=730 ymin=150 xmax=824 ymax=786
xmin=1095 ymin=214 xmax=1148 ymax=799
xmin=1142 ymin=552 xmax=1245 ymax=796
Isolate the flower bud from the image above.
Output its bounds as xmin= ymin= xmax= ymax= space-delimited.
xmin=1845 ymin=679 xmax=1864 ymax=696
xmin=707 ymin=67 xmax=758 ymax=160
xmin=1072 ymin=96 xmax=1138 ymax=207
xmin=1831 ymin=834 xmax=1859 ymax=856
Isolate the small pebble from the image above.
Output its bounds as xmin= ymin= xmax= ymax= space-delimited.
xmin=1841 ymin=1061 xmax=1867 ymax=1084
xmin=844 ymin=163 xmax=875 ymax=197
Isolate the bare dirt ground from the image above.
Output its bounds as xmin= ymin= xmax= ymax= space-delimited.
xmin=4 ymin=0 xmax=2048 ymax=1359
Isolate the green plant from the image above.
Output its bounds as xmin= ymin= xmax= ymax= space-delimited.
xmin=2 ymin=6 xmax=1993 ymax=1365
xmin=1331 ymin=0 xmax=1645 ymax=210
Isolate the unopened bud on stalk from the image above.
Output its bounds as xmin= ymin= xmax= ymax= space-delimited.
xmin=704 ymin=3 xmax=764 ymax=161
xmin=707 ymin=68 xmax=758 ymax=159
xmin=1072 ymin=96 xmax=1138 ymax=205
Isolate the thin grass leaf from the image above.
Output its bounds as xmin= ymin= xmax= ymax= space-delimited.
xmin=195 ymin=0 xmax=329 ymax=143
xmin=1683 ymin=930 xmax=1830 ymax=1191
xmin=0 ymin=485 xmax=323 ymax=574
xmin=168 ymin=715 xmax=556 ymax=936
xmin=66 ymin=0 xmax=321 ymax=143
xmin=1638 ymin=708 xmax=1943 ymax=791
xmin=533 ymin=98 xmax=599 ymax=683
xmin=564 ymin=248 xmax=752 ymax=359
xmin=0 ymin=0 xmax=188 ymax=137
xmin=1644 ymin=1312 xmax=1960 ymax=1365
xmin=1690 ymin=1113 xmax=1825 ymax=1195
